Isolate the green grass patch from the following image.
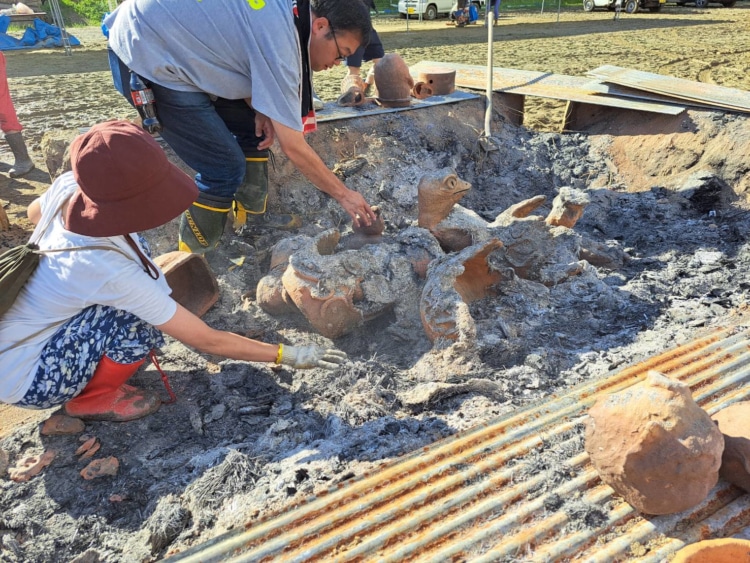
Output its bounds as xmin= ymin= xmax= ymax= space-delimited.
xmin=57 ymin=0 xmax=112 ymax=26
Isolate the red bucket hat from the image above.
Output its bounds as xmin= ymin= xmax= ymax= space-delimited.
xmin=65 ymin=120 xmax=198 ymax=237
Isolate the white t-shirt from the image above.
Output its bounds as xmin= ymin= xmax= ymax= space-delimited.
xmin=0 ymin=173 xmax=177 ymax=403
xmin=105 ymin=0 xmax=304 ymax=132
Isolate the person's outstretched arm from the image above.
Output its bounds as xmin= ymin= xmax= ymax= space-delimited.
xmin=157 ymin=304 xmax=346 ymax=370
xmin=268 ymin=116 xmax=377 ymax=228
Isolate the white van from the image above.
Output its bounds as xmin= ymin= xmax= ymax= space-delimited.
xmin=398 ymin=0 xmax=486 ymax=20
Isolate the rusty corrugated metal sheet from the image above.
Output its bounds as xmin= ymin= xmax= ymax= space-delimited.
xmin=409 ymin=61 xmax=685 ymax=116
xmin=588 ymin=65 xmax=750 ymax=114
xmin=168 ymin=325 xmax=750 ymax=562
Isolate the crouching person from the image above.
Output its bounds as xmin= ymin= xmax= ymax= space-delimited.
xmin=0 ymin=120 xmax=346 ymax=422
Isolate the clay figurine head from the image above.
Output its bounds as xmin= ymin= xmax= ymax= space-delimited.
xmin=417 ymin=169 xmax=472 ymax=230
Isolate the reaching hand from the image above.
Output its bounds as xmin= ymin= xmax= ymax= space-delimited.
xmin=279 ymin=344 xmax=348 ymax=370
xmin=337 ymin=188 xmax=377 ymax=228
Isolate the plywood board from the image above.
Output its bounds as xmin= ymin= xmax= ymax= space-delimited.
xmin=410 ymin=61 xmax=684 ymax=116
xmin=588 ymin=65 xmax=750 ymax=114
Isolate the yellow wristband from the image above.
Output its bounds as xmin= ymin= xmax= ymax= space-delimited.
xmin=275 ymin=343 xmax=283 ymax=365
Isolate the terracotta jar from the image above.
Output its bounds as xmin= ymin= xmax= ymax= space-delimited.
xmin=671 ymin=538 xmax=750 ymax=563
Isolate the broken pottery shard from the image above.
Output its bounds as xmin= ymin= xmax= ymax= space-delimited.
xmin=373 ymin=53 xmax=413 ymax=108
xmin=337 ymin=74 xmax=367 ymax=107
xmin=75 ymin=436 xmax=98 ymax=456
xmin=77 ymin=439 xmax=101 ymax=460
xmin=256 ymin=236 xmax=309 ymax=316
xmin=80 ymin=456 xmax=119 ymax=480
xmin=41 ymin=414 xmax=85 ymax=435
xmin=9 ymin=450 xmax=56 ymax=482
xmin=339 ymin=206 xmax=387 ymax=251
xmin=417 ymin=175 xmax=595 ymax=285
xmin=153 ymin=251 xmax=219 ymax=318
xmin=495 ymin=195 xmax=547 ymax=223
xmin=711 ymin=401 xmax=750 ymax=492
xmin=256 ymin=268 xmax=296 ymax=316
xmin=420 ymin=240 xmax=506 ymax=343
xmin=411 ymin=81 xmax=433 ymax=99
xmin=585 ymin=370 xmax=724 ymax=515
xmin=545 ymin=187 xmax=591 ymax=229
xmin=281 ymin=230 xmax=365 ymax=339
xmin=261 ymin=225 xmax=441 ymax=340
xmin=79 ymin=442 xmax=101 ymax=460
xmin=352 ymin=205 xmax=385 ymax=237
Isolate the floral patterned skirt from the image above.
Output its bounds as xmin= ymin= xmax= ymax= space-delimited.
xmin=16 ymin=304 xmax=164 ymax=409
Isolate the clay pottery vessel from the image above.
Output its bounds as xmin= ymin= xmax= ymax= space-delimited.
xmin=411 ymin=81 xmax=433 ymax=100
xmin=153 ymin=251 xmax=219 ymax=318
xmin=420 ymin=239 xmax=505 ymax=342
xmin=585 ymin=370 xmax=724 ymax=515
xmin=352 ymin=205 xmax=385 ymax=237
xmin=671 ymin=538 xmax=750 ymax=563
xmin=373 ymin=53 xmax=413 ymax=108
xmin=417 ymin=68 xmax=456 ymax=95
xmin=337 ymin=74 xmax=367 ymax=107
xmin=711 ymin=401 xmax=750 ymax=492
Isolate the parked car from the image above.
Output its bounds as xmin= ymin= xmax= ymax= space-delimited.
xmin=398 ymin=0 xmax=485 ymax=20
xmin=583 ymin=0 xmax=665 ymax=12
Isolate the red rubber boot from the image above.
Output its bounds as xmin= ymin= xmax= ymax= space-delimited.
xmin=62 ymin=356 xmax=162 ymax=422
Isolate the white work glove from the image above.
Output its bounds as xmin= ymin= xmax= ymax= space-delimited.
xmin=278 ymin=344 xmax=348 ymax=370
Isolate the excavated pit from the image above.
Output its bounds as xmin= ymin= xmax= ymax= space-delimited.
xmin=3 ymin=88 xmax=750 ymax=561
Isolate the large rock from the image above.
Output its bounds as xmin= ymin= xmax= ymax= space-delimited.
xmin=711 ymin=401 xmax=750 ymax=492
xmin=585 ymin=370 xmax=724 ymax=515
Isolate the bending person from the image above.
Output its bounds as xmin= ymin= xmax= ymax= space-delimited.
xmin=104 ymin=0 xmax=377 ymax=255
xmin=0 ymin=121 xmax=347 ymax=422
xmin=343 ymin=1 xmax=384 ymax=96
xmin=344 ymin=26 xmax=385 ymax=97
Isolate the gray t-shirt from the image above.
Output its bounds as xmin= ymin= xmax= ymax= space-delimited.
xmin=105 ymin=0 xmax=304 ymax=131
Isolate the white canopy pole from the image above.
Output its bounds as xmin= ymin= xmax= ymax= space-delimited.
xmin=484 ymin=10 xmax=494 ymax=139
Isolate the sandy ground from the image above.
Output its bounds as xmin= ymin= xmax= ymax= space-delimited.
xmin=1 ymin=6 xmax=750 ymax=562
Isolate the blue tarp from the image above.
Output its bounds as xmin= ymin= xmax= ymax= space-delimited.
xmin=0 ymin=15 xmax=80 ymax=50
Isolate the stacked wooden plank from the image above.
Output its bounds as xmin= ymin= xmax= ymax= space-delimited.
xmin=588 ymin=65 xmax=750 ymax=114
xmin=410 ymin=60 xmax=686 ymax=118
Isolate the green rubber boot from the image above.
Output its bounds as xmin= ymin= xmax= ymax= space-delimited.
xmin=233 ymin=154 xmax=301 ymax=232
xmin=178 ymin=192 xmax=233 ymax=254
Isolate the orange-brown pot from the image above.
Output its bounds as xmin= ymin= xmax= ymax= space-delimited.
xmin=672 ymin=538 xmax=750 ymax=563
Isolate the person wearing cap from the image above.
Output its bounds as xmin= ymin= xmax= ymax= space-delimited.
xmin=0 ymin=120 xmax=347 ymax=422
xmin=104 ymin=0 xmax=378 ymax=255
